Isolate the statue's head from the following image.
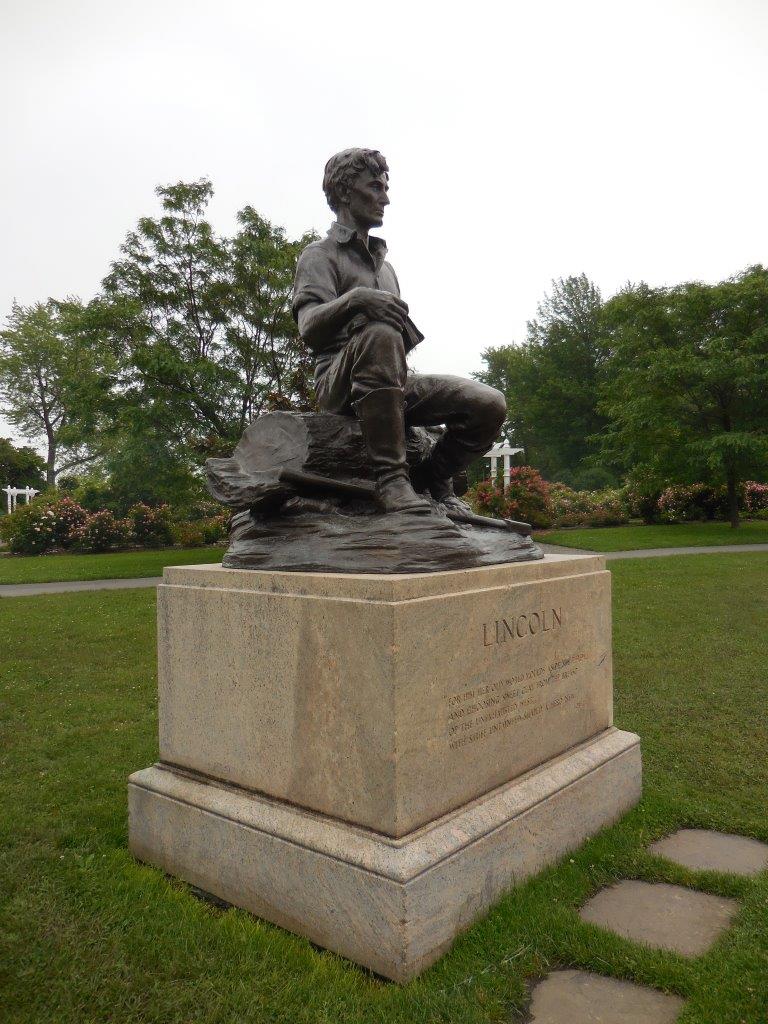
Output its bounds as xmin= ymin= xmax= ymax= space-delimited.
xmin=322 ymin=148 xmax=390 ymax=228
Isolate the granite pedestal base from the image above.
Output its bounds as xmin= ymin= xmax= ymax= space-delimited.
xmin=130 ymin=729 xmax=639 ymax=982
xmin=129 ymin=555 xmax=642 ymax=981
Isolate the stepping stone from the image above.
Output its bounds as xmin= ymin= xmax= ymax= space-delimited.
xmin=649 ymin=829 xmax=768 ymax=877
xmin=579 ymin=880 xmax=738 ymax=957
xmin=527 ymin=969 xmax=684 ymax=1023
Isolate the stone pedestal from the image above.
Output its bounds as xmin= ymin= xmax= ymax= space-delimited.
xmin=129 ymin=554 xmax=641 ymax=981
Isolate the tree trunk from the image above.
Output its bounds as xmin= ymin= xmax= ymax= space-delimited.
xmin=726 ymin=467 xmax=740 ymax=529
xmin=46 ymin=439 xmax=56 ymax=488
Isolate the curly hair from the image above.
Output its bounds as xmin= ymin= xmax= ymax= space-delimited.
xmin=322 ymin=148 xmax=389 ymax=213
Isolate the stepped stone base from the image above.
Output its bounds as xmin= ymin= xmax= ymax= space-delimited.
xmin=129 ymin=728 xmax=640 ymax=982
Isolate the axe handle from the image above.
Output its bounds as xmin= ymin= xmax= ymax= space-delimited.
xmin=278 ymin=468 xmax=375 ymax=499
xmin=445 ymin=509 xmax=532 ymax=536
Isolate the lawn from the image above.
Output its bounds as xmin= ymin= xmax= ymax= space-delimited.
xmin=538 ymin=519 xmax=768 ymax=551
xmin=2 ymin=555 xmax=767 ymax=1023
xmin=0 ymin=546 xmax=226 ymax=585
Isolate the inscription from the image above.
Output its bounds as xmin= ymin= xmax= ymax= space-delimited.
xmin=444 ymin=652 xmax=587 ymax=750
xmin=482 ymin=607 xmax=562 ymax=647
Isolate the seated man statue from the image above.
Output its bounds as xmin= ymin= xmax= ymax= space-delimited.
xmin=292 ymin=148 xmax=507 ymax=514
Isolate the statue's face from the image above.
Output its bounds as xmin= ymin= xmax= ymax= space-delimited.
xmin=344 ymin=168 xmax=389 ymax=228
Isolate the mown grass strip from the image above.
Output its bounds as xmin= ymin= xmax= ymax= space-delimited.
xmin=537 ymin=520 xmax=768 ymax=551
xmin=0 ymin=546 xmax=226 ymax=585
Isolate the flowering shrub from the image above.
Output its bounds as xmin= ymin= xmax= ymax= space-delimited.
xmin=548 ymin=483 xmax=595 ymax=527
xmin=743 ymin=481 xmax=768 ymax=517
xmin=0 ymin=496 xmax=90 ymax=554
xmin=199 ymin=514 xmax=229 ymax=544
xmin=186 ymin=498 xmax=225 ymax=520
xmin=548 ymin=483 xmax=630 ymax=527
xmin=657 ymin=484 xmax=724 ymax=523
xmin=72 ymin=510 xmax=133 ymax=553
xmin=171 ymin=522 xmax=206 ymax=548
xmin=0 ymin=502 xmax=59 ymax=554
xmin=469 ymin=467 xmax=552 ymax=528
xmin=128 ymin=503 xmax=174 ymax=548
xmin=584 ymin=488 xmax=631 ymax=527
xmin=46 ymin=497 xmax=88 ymax=547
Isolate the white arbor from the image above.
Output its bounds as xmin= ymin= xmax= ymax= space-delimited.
xmin=484 ymin=443 xmax=524 ymax=486
xmin=3 ymin=485 xmax=39 ymax=514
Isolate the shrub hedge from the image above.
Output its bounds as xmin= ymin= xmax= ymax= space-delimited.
xmin=467 ymin=470 xmax=768 ymax=530
xmin=0 ymin=495 xmax=229 ymax=556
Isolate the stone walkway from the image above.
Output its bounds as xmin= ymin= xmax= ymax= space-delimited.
xmin=1 ymin=544 xmax=766 ymax=597
xmin=526 ymin=828 xmax=768 ymax=1022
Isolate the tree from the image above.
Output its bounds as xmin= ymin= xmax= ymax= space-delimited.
xmin=98 ymin=180 xmax=316 ymax=466
xmin=477 ymin=275 xmax=613 ymax=485
xmin=600 ymin=267 xmax=768 ymax=527
xmin=0 ymin=300 xmax=116 ymax=486
xmin=0 ymin=437 xmax=45 ymax=489
xmin=228 ymin=206 xmax=316 ymax=415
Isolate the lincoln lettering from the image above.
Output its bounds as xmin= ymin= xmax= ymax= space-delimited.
xmin=482 ymin=608 xmax=562 ymax=647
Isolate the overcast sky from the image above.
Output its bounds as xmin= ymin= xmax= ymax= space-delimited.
xmin=2 ymin=0 xmax=768 ymax=448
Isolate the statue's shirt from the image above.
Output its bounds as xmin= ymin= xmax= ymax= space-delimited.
xmin=292 ymin=221 xmax=424 ymax=374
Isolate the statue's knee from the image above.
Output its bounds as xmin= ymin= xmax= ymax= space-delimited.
xmin=478 ymin=385 xmax=507 ymax=431
xmin=363 ymin=321 xmax=404 ymax=352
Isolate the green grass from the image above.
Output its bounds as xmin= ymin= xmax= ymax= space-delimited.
xmin=0 ymin=546 xmax=226 ymax=585
xmin=538 ymin=520 xmax=768 ymax=551
xmin=2 ymin=555 xmax=768 ymax=1022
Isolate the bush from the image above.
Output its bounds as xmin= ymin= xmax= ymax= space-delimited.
xmin=0 ymin=502 xmax=59 ymax=554
xmin=184 ymin=497 xmax=225 ymax=520
xmin=128 ymin=503 xmax=174 ymax=548
xmin=548 ymin=483 xmax=595 ymax=527
xmin=171 ymin=522 xmax=206 ymax=548
xmin=469 ymin=466 xmax=552 ymax=528
xmin=45 ymin=497 xmax=88 ymax=547
xmin=657 ymin=480 xmax=768 ymax=523
xmin=72 ymin=510 xmax=133 ymax=553
xmin=0 ymin=496 xmax=90 ymax=554
xmin=743 ymin=481 xmax=768 ymax=517
xmin=548 ymin=483 xmax=630 ymax=528
xmin=624 ymin=483 xmax=663 ymax=524
xmin=657 ymin=484 xmax=724 ymax=523
xmin=199 ymin=514 xmax=229 ymax=544
xmin=584 ymin=487 xmax=631 ymax=527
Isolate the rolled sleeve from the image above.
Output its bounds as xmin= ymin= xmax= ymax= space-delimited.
xmin=291 ymin=245 xmax=338 ymax=321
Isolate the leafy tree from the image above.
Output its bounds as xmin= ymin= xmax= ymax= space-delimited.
xmin=600 ymin=267 xmax=768 ymax=527
xmin=98 ymin=180 xmax=316 ymax=465
xmin=477 ymin=275 xmax=614 ymax=485
xmin=228 ymin=206 xmax=316 ymax=415
xmin=0 ymin=437 xmax=45 ymax=489
xmin=0 ymin=300 xmax=115 ymax=486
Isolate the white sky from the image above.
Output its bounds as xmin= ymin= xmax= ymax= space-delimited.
xmin=2 ymin=0 xmax=768 ymax=448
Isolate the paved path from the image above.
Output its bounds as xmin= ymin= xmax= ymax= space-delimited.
xmin=2 ymin=544 xmax=766 ymax=596
xmin=0 ymin=577 xmax=162 ymax=598
xmin=540 ymin=542 xmax=768 ymax=560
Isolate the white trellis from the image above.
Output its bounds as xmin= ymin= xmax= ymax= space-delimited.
xmin=3 ymin=485 xmax=39 ymax=514
xmin=484 ymin=443 xmax=524 ymax=487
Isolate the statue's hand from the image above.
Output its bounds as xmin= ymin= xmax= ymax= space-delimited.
xmin=351 ymin=287 xmax=409 ymax=331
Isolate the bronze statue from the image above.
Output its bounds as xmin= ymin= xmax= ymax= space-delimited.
xmin=292 ymin=148 xmax=507 ymax=514
xmin=205 ymin=149 xmax=542 ymax=573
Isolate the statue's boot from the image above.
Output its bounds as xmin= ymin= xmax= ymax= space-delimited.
xmin=354 ymin=388 xmax=432 ymax=514
xmin=412 ymin=433 xmax=482 ymax=512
